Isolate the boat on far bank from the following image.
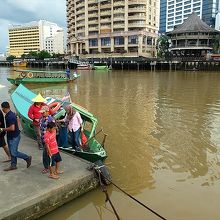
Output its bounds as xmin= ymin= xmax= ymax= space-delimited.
xmin=184 ymin=67 xmax=199 ymax=71
xmin=93 ymin=62 xmax=111 ymax=70
xmin=76 ymin=63 xmax=92 ymax=70
xmin=13 ymin=59 xmax=27 ymax=67
xmin=7 ymin=69 xmax=80 ymax=86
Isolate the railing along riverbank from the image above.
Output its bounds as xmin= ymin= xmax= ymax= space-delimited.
xmin=1 ymin=57 xmax=220 ymax=71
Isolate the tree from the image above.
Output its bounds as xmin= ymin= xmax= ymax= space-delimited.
xmin=38 ymin=50 xmax=51 ymax=60
xmin=156 ymin=34 xmax=170 ymax=59
xmin=213 ymin=34 xmax=220 ymax=53
xmin=6 ymin=55 xmax=16 ymax=62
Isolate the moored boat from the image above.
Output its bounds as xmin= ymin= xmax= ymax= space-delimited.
xmin=13 ymin=59 xmax=27 ymax=67
xmin=7 ymin=69 xmax=80 ymax=86
xmin=76 ymin=64 xmax=92 ymax=70
xmin=93 ymin=62 xmax=110 ymax=70
xmin=11 ymin=84 xmax=107 ymax=162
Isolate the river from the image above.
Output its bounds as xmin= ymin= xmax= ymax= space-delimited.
xmin=1 ymin=67 xmax=220 ymax=220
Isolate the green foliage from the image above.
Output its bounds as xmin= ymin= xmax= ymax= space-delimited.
xmin=156 ymin=34 xmax=170 ymax=58
xmin=19 ymin=50 xmax=64 ymax=60
xmin=213 ymin=34 xmax=220 ymax=53
xmin=6 ymin=55 xmax=16 ymax=61
xmin=38 ymin=50 xmax=51 ymax=59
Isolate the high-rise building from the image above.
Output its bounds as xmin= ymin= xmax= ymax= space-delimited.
xmin=66 ymin=0 xmax=159 ymax=58
xmin=215 ymin=0 xmax=220 ymax=30
xmin=159 ymin=0 xmax=219 ymax=33
xmin=8 ymin=20 xmax=64 ymax=57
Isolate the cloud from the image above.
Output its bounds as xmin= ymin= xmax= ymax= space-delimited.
xmin=0 ymin=0 xmax=66 ymax=53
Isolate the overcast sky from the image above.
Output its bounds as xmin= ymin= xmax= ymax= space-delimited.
xmin=0 ymin=0 xmax=66 ymax=53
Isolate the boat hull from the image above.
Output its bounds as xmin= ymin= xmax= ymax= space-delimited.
xmin=76 ymin=65 xmax=92 ymax=70
xmin=59 ymin=147 xmax=107 ymax=163
xmin=93 ymin=66 xmax=109 ymax=70
xmin=13 ymin=61 xmax=27 ymax=67
xmin=7 ymin=75 xmax=80 ymax=85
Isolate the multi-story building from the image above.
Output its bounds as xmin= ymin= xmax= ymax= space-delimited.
xmin=159 ymin=0 xmax=219 ymax=33
xmin=66 ymin=0 xmax=159 ymax=58
xmin=8 ymin=20 xmax=64 ymax=57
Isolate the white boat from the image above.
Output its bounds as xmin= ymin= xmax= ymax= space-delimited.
xmin=76 ymin=64 xmax=92 ymax=70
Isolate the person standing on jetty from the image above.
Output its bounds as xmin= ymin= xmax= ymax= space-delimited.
xmin=0 ymin=102 xmax=32 ymax=171
xmin=39 ymin=106 xmax=54 ymax=174
xmin=0 ymin=109 xmax=11 ymax=162
xmin=28 ymin=94 xmax=47 ymax=150
xmin=45 ymin=122 xmax=63 ymax=179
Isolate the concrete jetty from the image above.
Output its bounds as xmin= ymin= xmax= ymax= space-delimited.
xmin=0 ymin=133 xmax=99 ymax=220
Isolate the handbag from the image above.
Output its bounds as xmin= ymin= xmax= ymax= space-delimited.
xmin=81 ymin=131 xmax=88 ymax=146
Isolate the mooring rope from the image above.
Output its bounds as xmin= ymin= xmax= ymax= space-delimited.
xmin=97 ymin=170 xmax=121 ymax=220
xmin=95 ymin=168 xmax=167 ymax=220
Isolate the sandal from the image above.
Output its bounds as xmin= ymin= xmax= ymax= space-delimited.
xmin=49 ymin=175 xmax=60 ymax=179
xmin=41 ymin=168 xmax=49 ymax=174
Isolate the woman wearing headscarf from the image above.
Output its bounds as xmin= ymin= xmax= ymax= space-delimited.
xmin=57 ymin=105 xmax=83 ymax=151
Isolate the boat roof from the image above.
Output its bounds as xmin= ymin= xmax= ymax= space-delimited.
xmin=11 ymin=84 xmax=98 ymax=125
xmin=16 ymin=69 xmax=66 ymax=74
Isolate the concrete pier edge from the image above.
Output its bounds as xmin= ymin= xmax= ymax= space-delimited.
xmin=0 ymin=133 xmax=99 ymax=220
xmin=2 ymin=175 xmax=98 ymax=220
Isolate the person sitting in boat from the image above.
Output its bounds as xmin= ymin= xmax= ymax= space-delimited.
xmin=28 ymin=94 xmax=48 ymax=150
xmin=66 ymin=67 xmax=70 ymax=79
xmin=56 ymin=105 xmax=83 ymax=151
xmin=39 ymin=106 xmax=55 ymax=174
xmin=73 ymin=70 xmax=78 ymax=78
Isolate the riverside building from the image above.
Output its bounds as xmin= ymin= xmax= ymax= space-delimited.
xmin=8 ymin=20 xmax=64 ymax=57
xmin=66 ymin=0 xmax=159 ymax=58
xmin=159 ymin=0 xmax=219 ymax=33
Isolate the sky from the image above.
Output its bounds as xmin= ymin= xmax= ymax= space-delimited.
xmin=0 ymin=0 xmax=66 ymax=53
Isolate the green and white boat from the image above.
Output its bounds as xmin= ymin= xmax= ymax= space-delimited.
xmin=92 ymin=62 xmax=110 ymax=70
xmin=7 ymin=69 xmax=80 ymax=86
xmin=11 ymin=84 xmax=107 ymax=162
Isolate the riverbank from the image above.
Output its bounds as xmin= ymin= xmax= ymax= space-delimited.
xmin=1 ymin=59 xmax=220 ymax=71
xmin=0 ymin=132 xmax=98 ymax=220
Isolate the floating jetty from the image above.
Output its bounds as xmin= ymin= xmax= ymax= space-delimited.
xmin=0 ymin=133 xmax=99 ymax=219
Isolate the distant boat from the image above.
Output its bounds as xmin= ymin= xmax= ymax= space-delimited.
xmin=93 ymin=62 xmax=110 ymax=70
xmin=76 ymin=64 xmax=92 ymax=70
xmin=7 ymin=69 xmax=80 ymax=86
xmin=13 ymin=59 xmax=27 ymax=67
xmin=184 ymin=68 xmax=199 ymax=71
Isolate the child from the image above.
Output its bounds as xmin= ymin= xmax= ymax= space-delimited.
xmin=39 ymin=106 xmax=54 ymax=174
xmin=44 ymin=122 xmax=63 ymax=179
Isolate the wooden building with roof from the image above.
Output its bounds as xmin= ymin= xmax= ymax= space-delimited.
xmin=167 ymin=12 xmax=219 ymax=61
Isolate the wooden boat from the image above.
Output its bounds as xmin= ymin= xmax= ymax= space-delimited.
xmin=7 ymin=69 xmax=80 ymax=86
xmin=184 ymin=68 xmax=199 ymax=71
xmin=13 ymin=59 xmax=27 ymax=67
xmin=76 ymin=64 xmax=92 ymax=70
xmin=93 ymin=62 xmax=110 ymax=70
xmin=11 ymin=84 xmax=107 ymax=162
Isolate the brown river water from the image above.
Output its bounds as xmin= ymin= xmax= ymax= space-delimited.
xmin=1 ymin=67 xmax=220 ymax=220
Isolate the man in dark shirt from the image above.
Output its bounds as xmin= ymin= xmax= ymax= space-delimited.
xmin=0 ymin=109 xmax=11 ymax=161
xmin=0 ymin=102 xmax=32 ymax=171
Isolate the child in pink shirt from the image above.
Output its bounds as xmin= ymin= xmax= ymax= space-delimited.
xmin=44 ymin=122 xmax=63 ymax=179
